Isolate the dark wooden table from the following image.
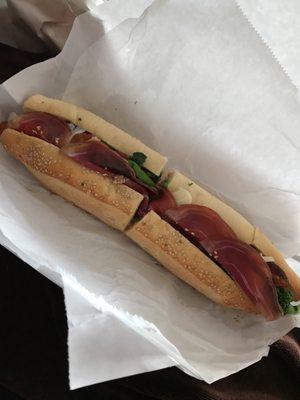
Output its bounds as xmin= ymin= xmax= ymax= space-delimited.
xmin=0 ymin=43 xmax=299 ymax=400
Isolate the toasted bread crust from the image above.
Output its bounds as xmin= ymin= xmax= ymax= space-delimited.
xmin=23 ymin=94 xmax=167 ymax=176
xmin=1 ymin=128 xmax=143 ymax=230
xmin=127 ymin=211 xmax=257 ymax=313
xmin=29 ymin=168 xmax=134 ymax=229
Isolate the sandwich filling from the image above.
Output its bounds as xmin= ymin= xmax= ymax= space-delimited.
xmin=163 ymin=204 xmax=297 ymax=319
xmin=8 ymin=112 xmax=176 ymax=217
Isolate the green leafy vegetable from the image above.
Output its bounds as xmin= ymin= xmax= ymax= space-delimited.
xmin=128 ymin=160 xmax=155 ymax=186
xmin=130 ymin=152 xmax=147 ymax=166
xmin=286 ymin=304 xmax=300 ymax=315
xmin=146 ymin=170 xmax=161 ymax=184
xmin=161 ymin=177 xmax=171 ymax=188
xmin=276 ymin=286 xmax=293 ymax=315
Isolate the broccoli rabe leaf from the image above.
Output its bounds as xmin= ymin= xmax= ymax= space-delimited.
xmin=128 ymin=160 xmax=155 ymax=186
xmin=130 ymin=152 xmax=147 ymax=166
xmin=146 ymin=170 xmax=161 ymax=184
xmin=276 ymin=286 xmax=293 ymax=315
xmin=286 ymin=304 xmax=300 ymax=315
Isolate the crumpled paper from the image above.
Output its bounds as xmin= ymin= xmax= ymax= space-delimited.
xmin=1 ymin=0 xmax=300 ymax=388
xmin=4 ymin=0 xmax=74 ymax=52
xmin=4 ymin=0 xmax=155 ymax=51
xmin=64 ymin=283 xmax=174 ymax=388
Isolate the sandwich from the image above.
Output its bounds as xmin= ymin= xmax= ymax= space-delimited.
xmin=1 ymin=94 xmax=299 ymax=320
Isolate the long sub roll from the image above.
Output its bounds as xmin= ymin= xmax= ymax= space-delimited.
xmin=0 ymin=94 xmax=168 ymax=231
xmin=127 ymin=171 xmax=300 ymax=320
xmin=1 ymin=95 xmax=299 ymax=320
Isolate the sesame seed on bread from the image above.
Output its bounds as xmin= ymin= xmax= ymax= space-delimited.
xmin=168 ymin=171 xmax=300 ymax=300
xmin=1 ymin=128 xmax=143 ymax=231
xmin=126 ymin=210 xmax=257 ymax=313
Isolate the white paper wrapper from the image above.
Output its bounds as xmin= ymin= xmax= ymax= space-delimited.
xmin=4 ymin=0 xmax=154 ymax=51
xmin=1 ymin=0 xmax=300 ymax=387
xmin=65 ymin=283 xmax=174 ymax=389
xmin=237 ymin=0 xmax=300 ymax=91
xmin=6 ymin=0 xmax=79 ymax=51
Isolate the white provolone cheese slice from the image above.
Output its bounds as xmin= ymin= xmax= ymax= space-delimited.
xmin=172 ymin=188 xmax=193 ymax=205
xmin=262 ymin=256 xmax=275 ymax=263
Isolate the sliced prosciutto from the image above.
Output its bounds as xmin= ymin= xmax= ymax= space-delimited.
xmin=124 ymin=179 xmax=150 ymax=216
xmin=62 ymin=139 xmax=159 ymax=194
xmin=165 ymin=205 xmax=237 ymax=242
xmin=62 ymin=140 xmax=136 ymax=180
xmin=163 ymin=204 xmax=282 ymax=319
xmin=9 ymin=112 xmax=72 ymax=148
xmin=147 ymin=188 xmax=177 ymax=217
xmin=201 ymin=238 xmax=282 ymax=320
xmin=61 ymin=139 xmax=163 ymax=215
